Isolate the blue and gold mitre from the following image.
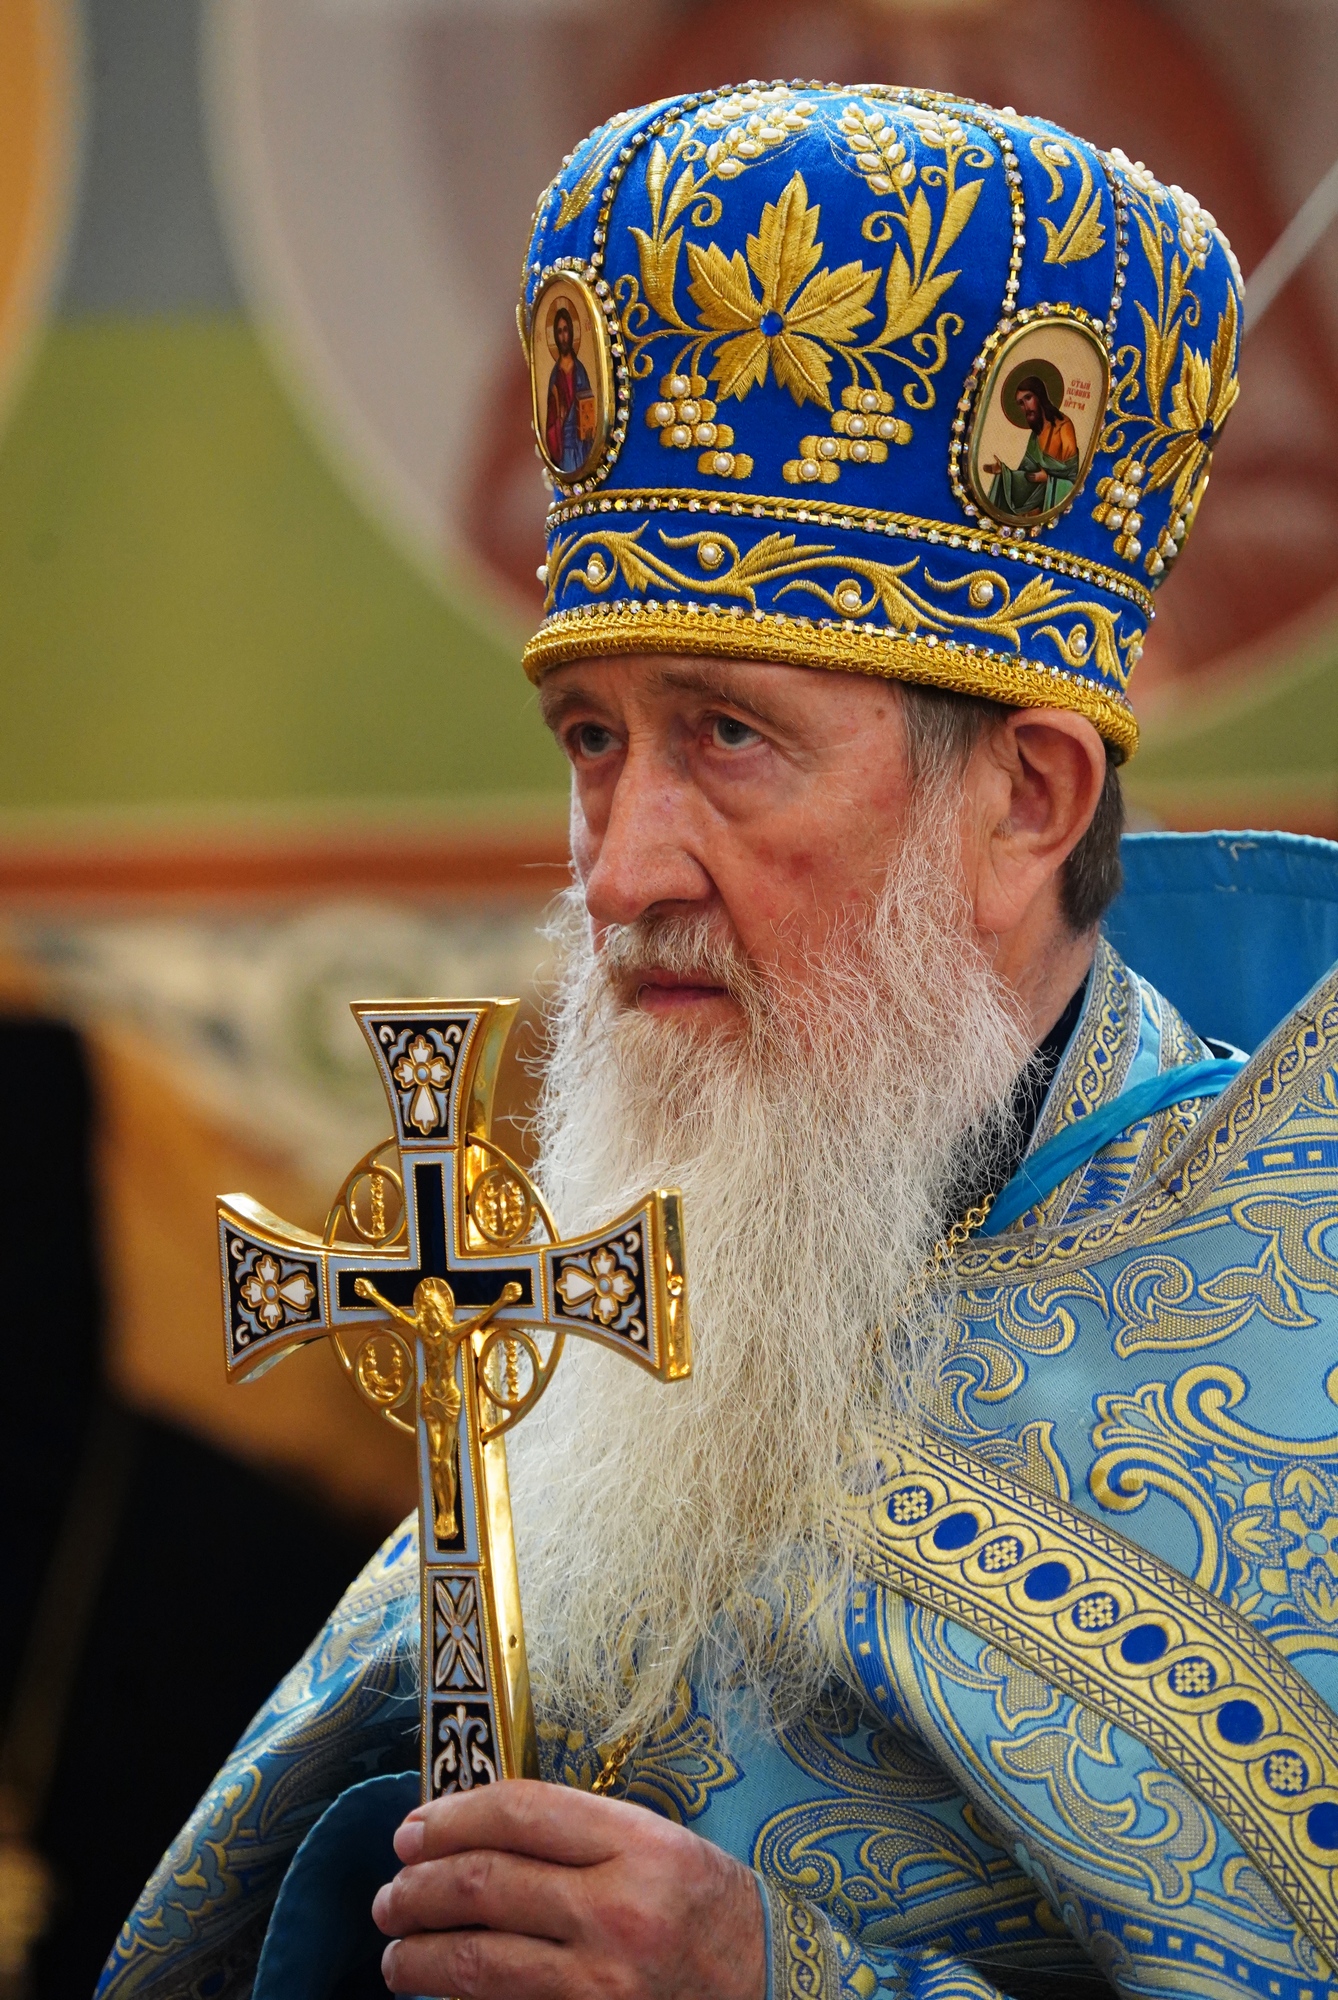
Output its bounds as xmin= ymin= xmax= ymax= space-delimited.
xmin=519 ymin=83 xmax=1244 ymax=758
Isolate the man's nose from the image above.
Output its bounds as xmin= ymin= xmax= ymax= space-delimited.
xmin=580 ymin=755 xmax=713 ymax=927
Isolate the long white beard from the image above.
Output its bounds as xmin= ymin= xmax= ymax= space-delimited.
xmin=508 ymin=783 xmax=1031 ymax=1746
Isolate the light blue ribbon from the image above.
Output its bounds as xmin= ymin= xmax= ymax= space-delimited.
xmin=982 ymin=1056 xmax=1247 ymax=1237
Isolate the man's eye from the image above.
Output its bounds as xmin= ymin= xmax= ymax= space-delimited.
xmin=711 ymin=715 xmax=760 ymax=750
xmin=572 ymin=723 xmax=614 ymax=758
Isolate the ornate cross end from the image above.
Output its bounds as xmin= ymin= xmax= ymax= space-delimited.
xmin=217 ymin=999 xmax=691 ymax=1799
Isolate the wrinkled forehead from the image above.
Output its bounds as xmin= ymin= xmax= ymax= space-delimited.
xmin=534 ymin=646 xmax=910 ymax=728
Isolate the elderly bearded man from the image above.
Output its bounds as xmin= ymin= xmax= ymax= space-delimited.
xmin=100 ymin=86 xmax=1338 ymax=2000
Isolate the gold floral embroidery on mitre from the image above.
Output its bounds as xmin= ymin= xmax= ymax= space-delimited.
xmin=1092 ymin=157 xmax=1240 ymax=579
xmin=645 ymin=371 xmax=752 ymax=479
xmin=681 ymin=172 xmax=880 ymax=405
xmin=1029 ymin=134 xmax=1107 ymax=266
xmin=615 ymin=98 xmax=996 ymax=486
xmin=543 ymin=523 xmax=1134 ymax=690
xmin=783 ymin=385 xmax=912 ymax=486
xmin=548 ymin=108 xmax=640 ymax=232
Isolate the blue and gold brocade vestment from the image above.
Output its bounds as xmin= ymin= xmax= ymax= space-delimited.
xmin=96 ymin=836 xmax=1338 ymax=2000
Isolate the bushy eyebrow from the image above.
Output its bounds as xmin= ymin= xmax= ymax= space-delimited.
xmin=648 ymin=662 xmax=779 ymax=724
xmin=537 ymin=681 xmax=599 ymax=732
xmin=537 ymin=660 xmax=784 ymax=734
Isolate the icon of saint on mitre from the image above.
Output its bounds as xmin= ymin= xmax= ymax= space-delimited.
xmin=985 ymin=361 xmax=1080 ymax=513
xmin=966 ymin=320 xmax=1108 ymax=528
xmin=529 ymin=274 xmax=613 ymax=485
xmin=544 ymin=295 xmax=595 ymax=472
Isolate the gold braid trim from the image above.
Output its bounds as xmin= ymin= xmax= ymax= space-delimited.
xmin=841 ymin=1430 xmax=1338 ymax=1962
xmin=764 ymin=1884 xmax=840 ymax=2000
xmin=523 ymin=604 xmax=1139 ymax=758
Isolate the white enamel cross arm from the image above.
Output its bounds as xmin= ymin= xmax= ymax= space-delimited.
xmin=215 ymin=999 xmax=690 ymax=1798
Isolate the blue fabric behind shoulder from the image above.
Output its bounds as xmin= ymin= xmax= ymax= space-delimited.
xmin=983 ymin=1056 xmax=1245 ymax=1236
xmin=1106 ymin=830 xmax=1338 ymax=1052
xmin=252 ymin=1772 xmax=421 ymax=2000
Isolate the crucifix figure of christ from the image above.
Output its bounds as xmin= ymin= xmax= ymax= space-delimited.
xmin=352 ymin=1274 xmax=522 ymax=1544
xmin=216 ymin=999 xmax=690 ymax=1799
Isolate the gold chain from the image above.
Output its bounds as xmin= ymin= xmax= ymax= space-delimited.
xmin=892 ymin=1191 xmax=995 ymax=1321
xmin=589 ymin=1729 xmax=637 ymax=1797
xmin=854 ymin=1190 xmax=1000 ymax=1350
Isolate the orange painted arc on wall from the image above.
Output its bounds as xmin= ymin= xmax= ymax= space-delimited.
xmin=0 ymin=0 xmax=79 ymax=429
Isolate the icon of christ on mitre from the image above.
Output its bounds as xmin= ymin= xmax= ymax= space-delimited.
xmin=100 ymin=83 xmax=1338 ymax=2000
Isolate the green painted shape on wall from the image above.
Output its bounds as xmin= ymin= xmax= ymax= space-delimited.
xmin=0 ymin=314 xmax=566 ymax=811
xmin=1129 ymin=620 xmax=1338 ymax=793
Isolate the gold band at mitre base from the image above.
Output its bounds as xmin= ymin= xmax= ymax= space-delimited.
xmin=519 ymin=85 xmax=1245 ymax=758
xmin=523 ymin=598 xmax=1141 ymax=759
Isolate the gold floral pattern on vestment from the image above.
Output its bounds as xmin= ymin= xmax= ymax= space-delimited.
xmin=540 ymin=1674 xmax=740 ymax=1823
xmin=837 ymin=1431 xmax=1338 ymax=1961
xmin=952 ymin=965 xmax=1338 ymax=1288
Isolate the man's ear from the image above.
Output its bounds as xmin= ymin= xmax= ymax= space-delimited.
xmin=964 ymin=709 xmax=1107 ymax=937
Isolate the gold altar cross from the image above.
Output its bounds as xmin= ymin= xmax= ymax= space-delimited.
xmin=216 ymin=999 xmax=690 ymax=1798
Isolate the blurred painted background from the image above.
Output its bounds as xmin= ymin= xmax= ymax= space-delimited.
xmin=3 ymin=1 xmax=1338 ymax=1992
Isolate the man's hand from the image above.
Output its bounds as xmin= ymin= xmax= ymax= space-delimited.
xmin=372 ymin=1780 xmax=766 ymax=2000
